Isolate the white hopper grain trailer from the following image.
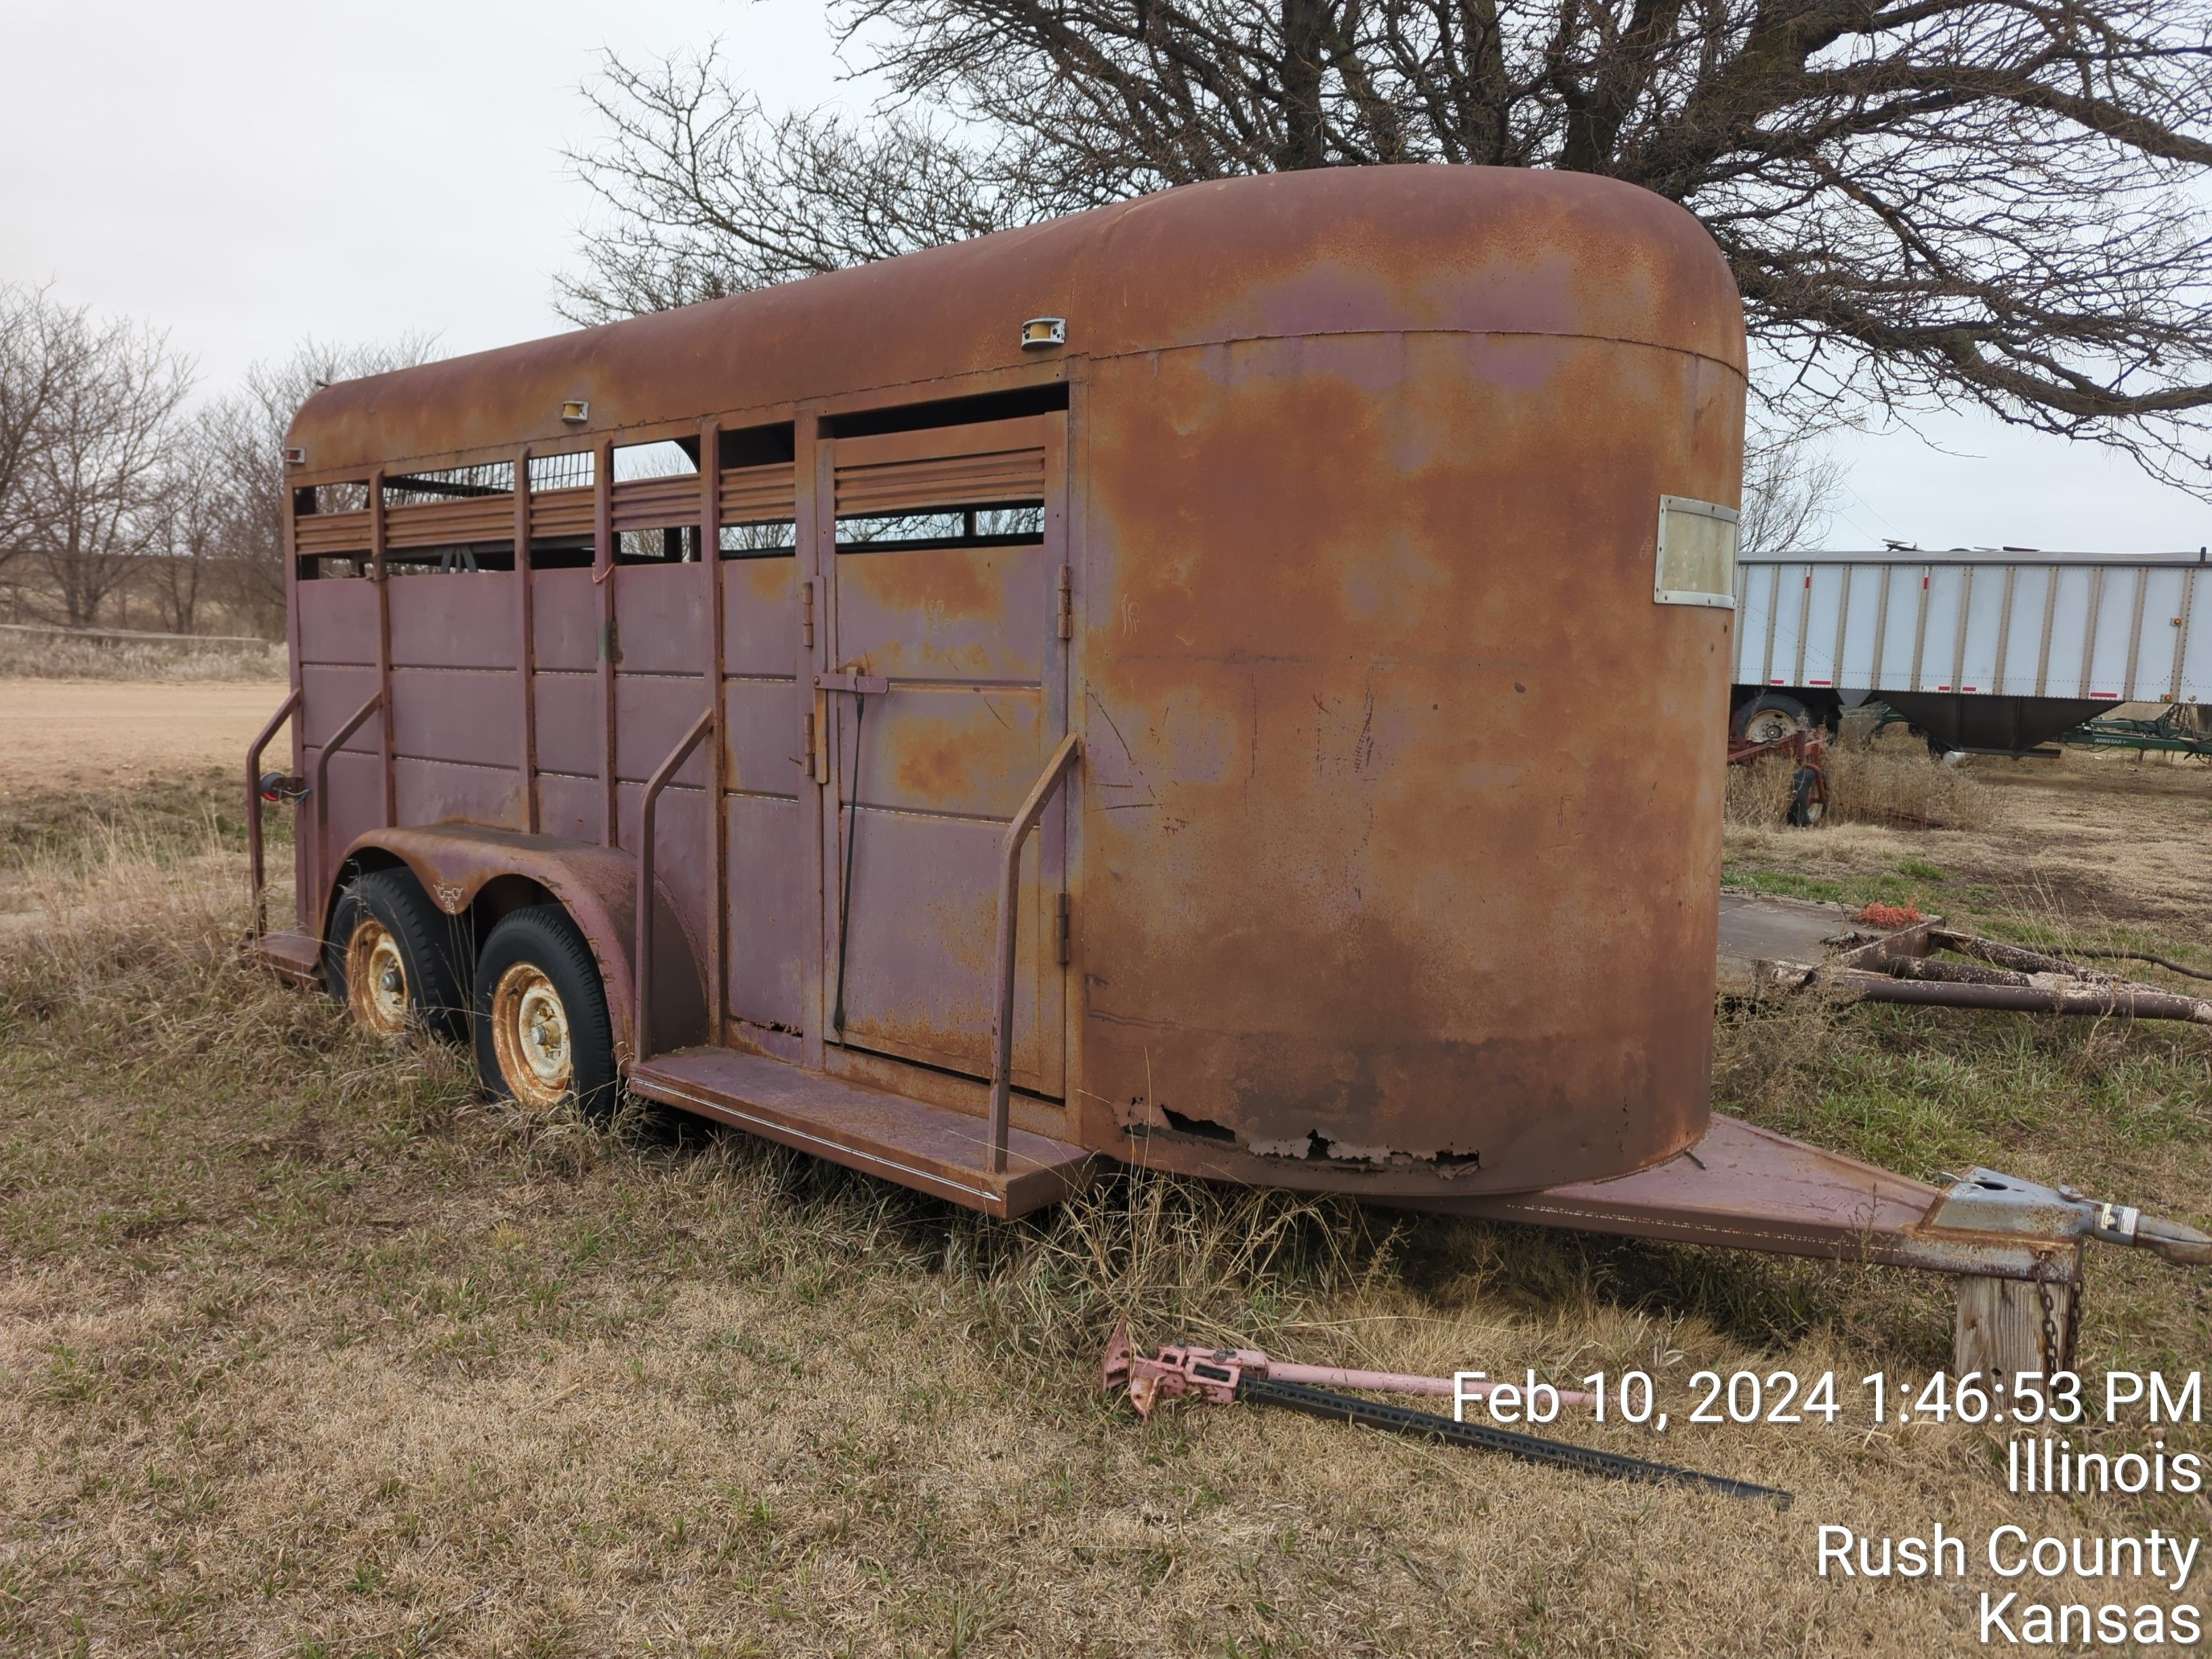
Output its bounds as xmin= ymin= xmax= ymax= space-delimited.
xmin=1731 ymin=547 xmax=2212 ymax=754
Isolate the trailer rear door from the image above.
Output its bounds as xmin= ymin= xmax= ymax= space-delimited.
xmin=820 ymin=415 xmax=1068 ymax=1096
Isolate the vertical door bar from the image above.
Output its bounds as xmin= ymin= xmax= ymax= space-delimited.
xmin=701 ymin=418 xmax=726 ymax=1046
xmin=369 ymin=467 xmax=395 ymax=826
xmin=796 ymin=411 xmax=828 ymax=1069
xmin=594 ymin=435 xmax=617 ymax=846
xmin=515 ymin=447 xmax=540 ymax=834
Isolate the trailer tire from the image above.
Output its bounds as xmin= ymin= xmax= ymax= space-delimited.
xmin=325 ymin=869 xmax=470 ymax=1042
xmin=473 ymin=904 xmax=618 ymax=1121
xmin=1733 ymin=692 xmax=1813 ymax=745
xmin=1787 ymin=764 xmax=1829 ymax=828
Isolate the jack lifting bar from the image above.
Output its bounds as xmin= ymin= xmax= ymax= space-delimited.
xmin=1103 ymin=1324 xmax=1790 ymax=1507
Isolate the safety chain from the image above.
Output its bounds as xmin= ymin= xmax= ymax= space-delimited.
xmin=2034 ymin=1252 xmax=2062 ymax=1378
xmin=2064 ymin=1253 xmax=2084 ymax=1370
xmin=2032 ymin=1250 xmax=2083 ymax=1377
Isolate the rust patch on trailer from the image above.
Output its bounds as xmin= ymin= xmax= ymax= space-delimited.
xmin=844 ymin=546 xmax=1000 ymax=619
xmin=880 ymin=696 xmax=1038 ymax=811
xmin=893 ymin=735 xmax=979 ymax=805
xmin=737 ymin=558 xmax=793 ymax=601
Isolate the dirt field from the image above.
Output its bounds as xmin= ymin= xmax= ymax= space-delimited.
xmin=0 ymin=679 xmax=289 ymax=792
xmin=0 ymin=708 xmax=2206 ymax=1656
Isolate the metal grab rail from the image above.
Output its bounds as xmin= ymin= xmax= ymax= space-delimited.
xmin=634 ymin=708 xmax=717 ymax=1064
xmin=987 ymin=732 xmax=1081 ymax=1174
xmin=245 ymin=685 xmax=303 ymax=938
xmin=310 ymin=691 xmax=385 ymax=932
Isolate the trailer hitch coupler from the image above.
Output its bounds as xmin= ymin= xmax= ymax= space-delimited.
xmin=2133 ymin=1216 xmax=2212 ymax=1267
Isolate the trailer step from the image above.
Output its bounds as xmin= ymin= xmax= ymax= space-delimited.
xmin=628 ymin=1046 xmax=1095 ymax=1218
xmin=251 ymin=929 xmax=321 ymax=985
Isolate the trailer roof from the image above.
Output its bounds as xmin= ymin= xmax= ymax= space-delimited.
xmin=286 ymin=165 xmax=1743 ymax=479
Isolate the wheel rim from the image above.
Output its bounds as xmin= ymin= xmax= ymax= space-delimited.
xmin=491 ymin=962 xmax=573 ymax=1110
xmin=1743 ymin=710 xmax=1799 ymax=744
xmin=345 ymin=918 xmax=410 ymax=1038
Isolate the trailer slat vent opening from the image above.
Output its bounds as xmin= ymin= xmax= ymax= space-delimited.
xmin=384 ymin=461 xmax=514 ymax=508
xmin=721 ymin=522 xmax=796 ymax=556
xmin=824 ymin=382 xmax=1067 ymax=439
xmin=612 ymin=439 xmax=697 ymax=483
xmin=837 ymin=506 xmax=1044 ymax=551
xmin=303 ymin=481 xmax=372 ymax=514
xmin=528 ymin=451 xmax=595 ymax=491
xmin=718 ymin=422 xmax=796 ymax=470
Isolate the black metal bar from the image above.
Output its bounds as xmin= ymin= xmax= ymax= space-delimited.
xmin=1237 ymin=1376 xmax=1793 ymax=1507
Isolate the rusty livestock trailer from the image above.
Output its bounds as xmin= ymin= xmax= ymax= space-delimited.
xmin=249 ymin=167 xmax=2204 ymax=1364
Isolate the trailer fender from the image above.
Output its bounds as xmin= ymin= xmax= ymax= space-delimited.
xmin=331 ymin=825 xmax=708 ymax=1062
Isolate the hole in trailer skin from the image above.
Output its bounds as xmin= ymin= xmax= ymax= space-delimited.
xmin=1152 ymin=1107 xmax=1482 ymax=1172
xmin=1158 ymin=1105 xmax=1237 ymax=1143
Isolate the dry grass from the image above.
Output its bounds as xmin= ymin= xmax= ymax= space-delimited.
xmin=0 ymin=630 xmax=285 ymax=682
xmin=1727 ymin=726 xmax=1993 ymax=832
xmin=0 ymin=776 xmax=2207 ymax=1656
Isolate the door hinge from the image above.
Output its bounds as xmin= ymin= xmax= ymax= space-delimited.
xmin=805 ymin=708 xmax=825 ymax=785
xmin=801 ymin=579 xmax=815 ymax=647
xmin=1056 ymin=564 xmax=1073 ymax=640
xmin=1054 ymin=891 xmax=1071 ymax=965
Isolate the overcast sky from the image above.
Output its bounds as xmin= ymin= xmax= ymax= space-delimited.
xmin=3 ymin=0 xmax=2205 ymax=554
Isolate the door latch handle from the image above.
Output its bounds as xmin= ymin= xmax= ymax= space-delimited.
xmin=815 ymin=671 xmax=888 ymax=695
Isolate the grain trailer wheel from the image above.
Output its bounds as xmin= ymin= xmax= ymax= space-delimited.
xmin=1732 ymin=692 xmax=1814 ymax=745
xmin=325 ymin=869 xmax=469 ymax=1042
xmin=473 ymin=904 xmax=618 ymax=1120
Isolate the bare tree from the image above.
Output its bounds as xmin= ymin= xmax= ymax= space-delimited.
xmin=566 ymin=6 xmax=2212 ymax=491
xmin=560 ymin=55 xmax=1097 ymax=318
xmin=192 ymin=335 xmax=439 ymax=634
xmin=1738 ymin=419 xmax=1845 ymax=557
xmin=0 ymin=285 xmax=93 ymax=592
xmin=14 ymin=311 xmax=192 ymax=628
xmin=141 ymin=415 xmax=227 ymax=634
